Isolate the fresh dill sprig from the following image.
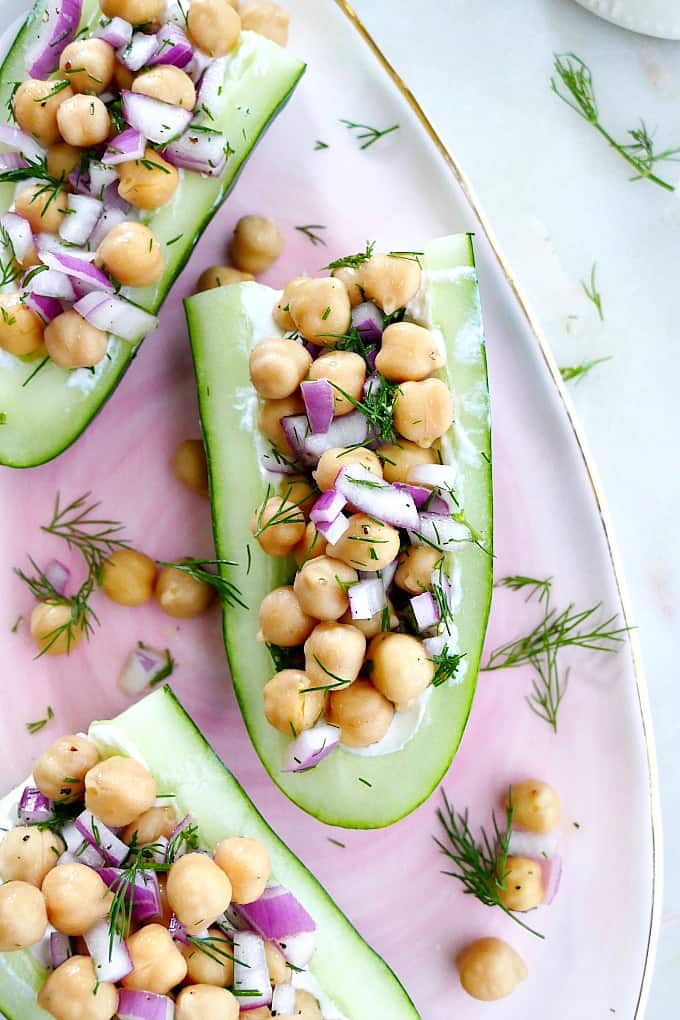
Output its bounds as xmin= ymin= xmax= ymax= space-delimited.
xmin=155 ymin=559 xmax=248 ymax=610
xmin=319 ymin=326 xmax=375 ymax=366
xmin=431 ymin=650 xmax=465 ymax=687
xmin=10 ymin=614 xmax=22 ymax=633
xmin=324 ymin=241 xmax=375 ymax=272
xmin=0 ymin=156 xmax=68 ymax=217
xmin=186 ymin=932 xmax=240 ymax=967
xmin=26 ymin=705 xmax=54 ymax=734
xmin=388 ymin=250 xmax=424 ymax=267
xmin=435 ymin=789 xmax=543 ymax=937
xmin=254 ymin=484 xmax=307 ymax=537
xmin=5 ymin=81 xmax=21 ymax=122
xmin=527 ymin=642 xmax=568 ymax=732
xmin=22 ymin=356 xmax=50 ymax=388
xmin=42 ymin=492 xmax=128 ymax=577
xmin=550 ymin=53 xmax=680 ymax=191
xmin=495 ymin=575 xmax=553 ymax=604
xmin=329 ymin=374 xmax=400 ymax=442
xmin=295 ymin=224 xmax=327 ymax=247
xmin=266 ymin=643 xmax=301 ymax=672
xmin=581 ymin=262 xmax=604 ymax=320
xmin=14 ymin=557 xmax=98 ymax=657
xmin=314 ymin=139 xmax=329 ymax=151
xmin=300 ymin=656 xmax=349 ymax=694
xmin=340 ymin=119 xmax=399 ymax=150
xmin=559 ymin=356 xmax=611 ymax=384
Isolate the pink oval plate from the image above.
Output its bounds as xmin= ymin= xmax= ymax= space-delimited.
xmin=0 ymin=1 xmax=660 ymax=1017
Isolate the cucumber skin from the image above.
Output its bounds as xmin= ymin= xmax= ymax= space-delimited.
xmin=0 ymin=0 xmax=305 ymax=468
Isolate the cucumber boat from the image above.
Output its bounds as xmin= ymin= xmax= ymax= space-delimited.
xmin=0 ymin=686 xmax=419 ymax=1020
xmin=0 ymin=0 xmax=305 ymax=469
xmin=186 ymin=234 xmax=493 ymax=828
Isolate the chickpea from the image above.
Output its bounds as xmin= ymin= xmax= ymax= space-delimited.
xmin=308 ymin=350 xmax=365 ymax=416
xmin=280 ymin=475 xmax=317 ymax=516
xmin=293 ymin=991 xmax=323 ymax=1020
xmin=340 ymin=598 xmax=398 ymax=638
xmin=84 ymin=755 xmax=156 ymax=827
xmin=131 ymin=66 xmax=195 ymax=112
xmin=304 ymin=621 xmax=366 ymax=689
xmin=293 ymin=556 xmax=358 ymax=620
xmin=13 ymin=79 xmax=74 ymax=147
xmin=368 ymin=633 xmax=434 ymax=708
xmin=177 ymin=985 xmax=239 ymax=1020
xmin=123 ymin=805 xmax=177 ymax=845
xmin=258 ymin=392 xmax=305 ymax=453
xmin=15 ymin=183 xmax=67 ymax=234
xmin=289 ymin=277 xmax=351 ymax=344
xmin=46 ymin=142 xmax=81 ymax=180
xmin=117 ymin=147 xmax=179 ymax=210
xmin=293 ymin=522 xmax=327 ymax=566
xmin=123 ymin=923 xmax=188 ymax=994
xmin=379 ymin=439 xmax=437 ymax=484
xmin=263 ymin=669 xmax=326 ymax=734
xmin=273 ymin=276 xmax=307 ymax=331
xmin=496 ymin=856 xmax=544 ymax=912
xmin=241 ymin=2 xmax=290 ymax=46
xmin=257 ymin=586 xmax=316 ymax=646
xmin=188 ymin=0 xmax=241 ymax=56
xmin=375 ymin=322 xmax=444 ymax=382
xmin=264 ymin=940 xmax=289 ymax=984
xmin=34 ymin=734 xmax=99 ymax=802
xmin=456 ymin=938 xmax=527 ymax=1002
xmin=101 ymin=0 xmax=162 ymax=24
xmin=0 ymin=293 xmax=44 ymax=356
xmin=241 ymin=1011 xmax=271 ymax=1020
xmin=507 ymin=780 xmax=561 ymax=834
xmin=251 ymin=496 xmax=306 ymax=557
xmin=327 ymin=514 xmax=400 ymax=572
xmin=59 ymin=39 xmax=115 ymax=94
xmin=155 ymin=564 xmax=214 ymax=618
xmin=42 ymin=863 xmax=112 ymax=935
xmin=230 ymin=215 xmax=284 ymax=275
xmin=44 ymin=310 xmax=107 ymax=370
xmin=100 ymin=548 xmax=156 ymax=606
xmin=394 ymin=545 xmax=442 ymax=594
xmin=113 ymin=60 xmax=135 ymax=91
xmin=214 ymin=837 xmax=271 ymax=904
xmin=30 ymin=602 xmax=85 ymax=656
xmin=249 ymin=337 xmax=311 ymax=399
xmin=39 ymin=957 xmax=117 ymax=1020
xmin=332 ymin=266 xmax=364 ymax=306
xmin=96 ymin=221 xmax=164 ymax=287
xmin=326 ymin=680 xmax=394 ymax=748
xmin=393 ymin=378 xmax=453 ymax=448
xmin=197 ymin=265 xmax=254 ymax=291
xmin=167 ymin=854 xmax=232 ymax=935
xmin=0 ymin=826 xmax=63 ymax=887
xmin=360 ymin=253 xmax=421 ymax=315
xmin=184 ymin=927 xmax=234 ymax=987
xmin=172 ymin=438 xmax=209 ymax=496
xmin=57 ymin=94 xmax=110 ymax=147
xmin=0 ymin=881 xmax=47 ymax=951
xmin=314 ymin=446 xmax=383 ymax=492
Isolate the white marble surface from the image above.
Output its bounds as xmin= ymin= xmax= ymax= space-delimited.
xmin=350 ymin=0 xmax=680 ymax=1014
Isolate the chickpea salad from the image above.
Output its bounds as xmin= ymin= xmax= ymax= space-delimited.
xmin=0 ymin=0 xmax=304 ymax=467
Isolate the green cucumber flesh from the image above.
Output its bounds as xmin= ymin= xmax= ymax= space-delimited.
xmin=185 ymin=233 xmax=493 ymax=828
xmin=0 ymin=686 xmax=419 ymax=1020
xmin=0 ymin=0 xmax=305 ymax=468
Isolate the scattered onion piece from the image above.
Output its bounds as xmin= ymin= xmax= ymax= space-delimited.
xmin=281 ymin=724 xmax=340 ymax=773
xmin=118 ymin=642 xmax=174 ymax=695
xmin=18 ymin=787 xmax=54 ymax=825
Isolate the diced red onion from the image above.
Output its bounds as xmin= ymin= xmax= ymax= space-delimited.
xmin=84 ymin=919 xmax=132 ymax=982
xmin=89 ymin=206 xmax=128 ymax=249
xmin=148 ymin=23 xmax=193 ymax=68
xmin=408 ymin=463 xmax=458 ymax=490
xmin=303 ymin=410 xmax=369 ymax=461
xmin=335 ymin=464 xmax=419 ymax=530
xmin=351 ymin=301 xmax=383 ymax=344
xmin=101 ymin=179 xmax=132 ymax=213
xmin=278 ymin=930 xmax=316 ymax=969
xmin=162 ymin=126 xmax=227 ymax=176
xmin=74 ymin=841 xmax=106 ymax=869
xmin=74 ymin=291 xmax=158 ymax=342
xmin=118 ymin=643 xmax=173 ymax=695
xmin=59 ymin=194 xmax=102 ymax=246
xmin=40 ymin=251 xmax=114 ymax=293
xmin=102 ymin=127 xmax=146 ymax=166
xmin=18 ymin=787 xmax=54 ymax=825
xmin=380 ymin=558 xmax=398 ymax=591
xmin=26 ymin=0 xmax=83 ymax=79
xmin=121 ymin=90 xmax=192 ymax=145
xmin=187 ymin=47 xmax=212 ymax=82
xmin=87 ymin=161 xmax=118 ymax=198
xmin=348 ymin=578 xmax=385 ymax=621
xmin=281 ymin=724 xmax=340 ymax=773
xmin=280 ymin=414 xmax=311 ymax=462
xmin=232 ymin=931 xmax=272 ymax=1008
xmin=166 ymin=814 xmax=194 ymax=860
xmin=117 ymin=31 xmax=158 ymax=71
xmin=411 ymin=592 xmax=441 ymax=632
xmin=50 ymin=932 xmax=72 ymax=969
xmin=197 ymin=56 xmax=229 ymax=119
xmin=148 ymin=836 xmax=168 ymax=864
xmin=507 ymin=828 xmax=560 ymax=860
xmin=315 ymin=512 xmax=349 ymax=545
xmin=59 ymin=821 xmax=86 ymax=856
xmin=98 ymin=867 xmax=162 ymax=924
xmin=96 ymin=16 xmax=132 ymax=48
xmin=261 ymin=451 xmax=297 ymax=475
xmin=25 ymin=268 xmax=75 ymax=302
xmin=1 ymin=213 xmax=33 ymax=262
xmin=75 ymin=810 xmax=128 ymax=865
xmin=422 ymin=634 xmax=456 ymax=660
xmin=68 ymin=162 xmax=90 ymax=195
xmin=542 ymin=854 xmax=563 ymax=905
xmin=117 ymin=990 xmax=174 ymax=1020
xmin=411 ymin=512 xmax=470 ymax=550
xmin=36 ymin=234 xmax=97 ymax=260
xmin=393 ymin=482 xmax=432 ymax=509
xmin=237 ymin=886 xmax=316 ymax=941
xmin=309 ymin=489 xmax=346 ymax=525
xmin=0 ymin=152 xmax=28 ymax=172
xmin=23 ymin=293 xmax=62 ymax=323
xmin=168 ymin=914 xmax=190 ymax=944
xmin=43 ymin=558 xmax=70 ymax=595
xmin=301 ymin=378 xmax=334 ymax=434
xmin=271 ymin=984 xmax=296 ymax=1015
